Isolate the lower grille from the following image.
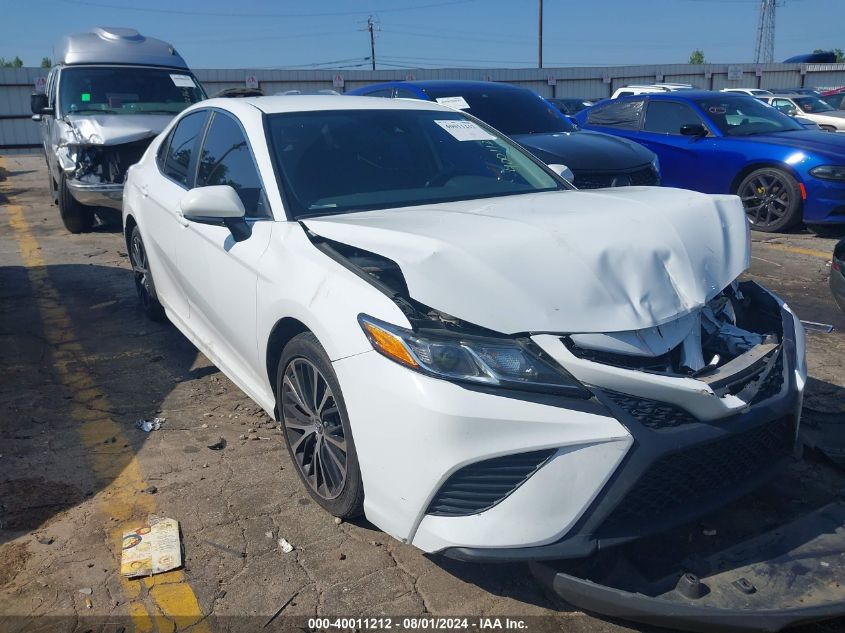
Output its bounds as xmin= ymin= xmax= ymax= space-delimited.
xmin=752 ymin=351 xmax=785 ymax=404
xmin=426 ymin=449 xmax=556 ymax=517
xmin=603 ymin=390 xmax=698 ymax=430
xmin=573 ymin=165 xmax=659 ymax=189
xmin=598 ymin=415 xmax=795 ymax=537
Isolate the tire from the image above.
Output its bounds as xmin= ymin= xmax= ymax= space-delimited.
xmin=58 ymin=174 xmax=94 ymax=233
xmin=737 ymin=168 xmax=802 ymax=233
xmin=277 ymin=332 xmax=364 ymax=518
xmin=128 ymin=225 xmax=166 ymax=322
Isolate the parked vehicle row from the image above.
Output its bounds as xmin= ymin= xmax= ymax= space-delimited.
xmin=576 ymin=90 xmax=845 ymax=232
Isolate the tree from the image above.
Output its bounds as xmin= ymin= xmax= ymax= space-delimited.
xmin=41 ymin=57 xmax=52 ymax=68
xmin=0 ymin=56 xmax=24 ymax=68
xmin=814 ymin=48 xmax=845 ymax=62
xmin=689 ymin=49 xmax=706 ymax=64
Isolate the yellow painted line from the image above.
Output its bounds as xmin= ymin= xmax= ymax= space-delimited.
xmin=1 ymin=158 xmax=209 ymax=632
xmin=756 ymin=241 xmax=831 ymax=260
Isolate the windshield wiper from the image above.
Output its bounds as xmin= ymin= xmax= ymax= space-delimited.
xmin=129 ymin=109 xmax=181 ymax=114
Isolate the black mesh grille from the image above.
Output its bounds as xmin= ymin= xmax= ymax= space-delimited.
xmin=573 ymin=165 xmax=659 ymax=189
xmin=427 ymin=449 xmax=556 ymax=517
xmin=598 ymin=415 xmax=795 ymax=537
xmin=603 ymin=390 xmax=698 ymax=430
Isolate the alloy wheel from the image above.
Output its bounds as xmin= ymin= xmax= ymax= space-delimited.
xmin=740 ymin=173 xmax=791 ymax=229
xmin=129 ymin=231 xmax=154 ymax=311
xmin=281 ymin=358 xmax=348 ymax=500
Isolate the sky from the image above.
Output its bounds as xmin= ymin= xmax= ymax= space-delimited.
xmin=2 ymin=0 xmax=844 ymax=70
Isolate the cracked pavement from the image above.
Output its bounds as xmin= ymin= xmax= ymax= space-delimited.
xmin=1 ymin=155 xmax=844 ymax=633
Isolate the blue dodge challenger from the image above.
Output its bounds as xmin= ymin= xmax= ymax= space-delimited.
xmin=576 ymin=91 xmax=845 ymax=233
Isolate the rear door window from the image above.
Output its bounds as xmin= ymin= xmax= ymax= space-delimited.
xmin=196 ymin=112 xmax=269 ymax=218
xmin=643 ymin=100 xmax=704 ymax=134
xmin=362 ymin=88 xmax=394 ymax=98
xmin=586 ymin=99 xmax=645 ymax=129
xmin=162 ymin=110 xmax=208 ymax=187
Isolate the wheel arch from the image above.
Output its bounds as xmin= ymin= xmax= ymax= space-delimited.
xmin=265 ymin=316 xmax=312 ymax=418
xmin=124 ymin=214 xmax=137 ymax=254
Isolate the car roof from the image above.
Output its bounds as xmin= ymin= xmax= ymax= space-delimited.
xmin=202 ymin=95 xmax=455 ymax=115
xmin=617 ymin=90 xmax=721 ymax=100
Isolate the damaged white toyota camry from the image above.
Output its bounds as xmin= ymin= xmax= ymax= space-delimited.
xmin=124 ymin=96 xmax=806 ymax=561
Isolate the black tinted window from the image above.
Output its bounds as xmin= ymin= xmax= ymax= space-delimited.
xmin=643 ymin=101 xmax=703 ymax=134
xmin=395 ymin=88 xmax=420 ymax=99
xmin=197 ymin=112 xmax=268 ymax=217
xmin=364 ymin=88 xmax=393 ymax=98
xmin=420 ymin=87 xmax=574 ymax=135
xmin=163 ymin=111 xmax=208 ymax=187
xmin=587 ymin=99 xmax=645 ymax=129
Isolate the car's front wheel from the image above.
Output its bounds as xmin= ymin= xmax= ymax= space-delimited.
xmin=128 ymin=225 xmax=166 ymax=322
xmin=737 ymin=168 xmax=802 ymax=233
xmin=277 ymin=332 xmax=364 ymax=518
xmin=58 ymin=174 xmax=94 ymax=233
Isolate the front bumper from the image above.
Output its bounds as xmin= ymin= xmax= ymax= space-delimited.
xmin=335 ymin=286 xmax=805 ymax=560
xmin=66 ymin=180 xmax=124 ymax=210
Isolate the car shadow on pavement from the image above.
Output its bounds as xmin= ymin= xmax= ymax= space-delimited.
xmin=0 ymin=262 xmax=205 ymax=548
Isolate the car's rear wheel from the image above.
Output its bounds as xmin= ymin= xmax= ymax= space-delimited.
xmin=58 ymin=174 xmax=94 ymax=233
xmin=128 ymin=225 xmax=166 ymax=322
xmin=277 ymin=333 xmax=364 ymax=518
xmin=737 ymin=168 xmax=802 ymax=233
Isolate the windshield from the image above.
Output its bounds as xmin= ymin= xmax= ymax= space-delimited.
xmin=267 ymin=109 xmax=565 ymax=218
xmin=420 ymin=87 xmax=575 ymax=135
xmin=696 ymin=96 xmax=803 ymax=136
xmin=59 ymin=66 xmax=206 ymax=116
xmin=794 ymin=96 xmax=836 ymax=113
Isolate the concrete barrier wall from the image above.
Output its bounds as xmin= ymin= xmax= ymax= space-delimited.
xmin=4 ymin=62 xmax=845 ymax=152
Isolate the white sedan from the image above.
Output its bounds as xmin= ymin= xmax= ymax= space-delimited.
xmin=123 ymin=96 xmax=805 ymax=560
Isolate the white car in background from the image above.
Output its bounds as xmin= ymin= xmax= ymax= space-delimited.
xmin=763 ymin=93 xmax=845 ymax=131
xmin=720 ymin=88 xmax=773 ymax=97
xmin=123 ymin=96 xmax=805 ymax=560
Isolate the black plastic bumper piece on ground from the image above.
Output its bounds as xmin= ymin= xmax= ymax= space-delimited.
xmin=531 ymin=501 xmax=845 ymax=633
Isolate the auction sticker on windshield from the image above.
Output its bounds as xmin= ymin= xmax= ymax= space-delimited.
xmin=434 ymin=119 xmax=496 ymax=141
xmin=435 ymin=96 xmax=471 ymax=109
xmin=170 ymin=74 xmax=196 ymax=88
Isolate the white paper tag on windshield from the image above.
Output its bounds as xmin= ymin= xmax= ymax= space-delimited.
xmin=434 ymin=119 xmax=496 ymax=141
xmin=435 ymin=96 xmax=470 ymax=110
xmin=170 ymin=74 xmax=196 ymax=88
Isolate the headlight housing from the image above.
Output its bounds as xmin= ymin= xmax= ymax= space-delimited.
xmin=810 ymin=165 xmax=845 ymax=181
xmin=358 ymin=314 xmax=590 ymax=398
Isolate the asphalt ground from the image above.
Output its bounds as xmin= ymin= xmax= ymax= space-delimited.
xmin=1 ymin=154 xmax=844 ymax=633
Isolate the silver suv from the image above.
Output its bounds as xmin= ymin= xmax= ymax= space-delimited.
xmin=30 ymin=27 xmax=206 ymax=233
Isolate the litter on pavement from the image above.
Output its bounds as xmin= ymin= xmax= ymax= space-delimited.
xmin=135 ymin=417 xmax=165 ymax=432
xmin=120 ymin=516 xmax=182 ymax=578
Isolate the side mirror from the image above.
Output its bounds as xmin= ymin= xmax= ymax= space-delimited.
xmin=548 ymin=163 xmax=575 ymax=182
xmin=680 ymin=123 xmax=708 ymax=137
xmin=30 ymin=92 xmax=53 ymax=116
xmin=180 ymin=185 xmax=251 ymax=242
xmin=788 ymin=108 xmax=799 ymax=116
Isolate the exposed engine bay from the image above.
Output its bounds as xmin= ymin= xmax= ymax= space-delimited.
xmin=63 ymin=137 xmax=153 ymax=185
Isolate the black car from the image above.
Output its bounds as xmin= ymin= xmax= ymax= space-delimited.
xmin=547 ymin=97 xmax=595 ymax=116
xmin=347 ymin=80 xmax=660 ymax=190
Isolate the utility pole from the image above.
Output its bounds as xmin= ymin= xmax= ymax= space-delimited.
xmin=538 ymin=0 xmax=543 ymax=69
xmin=368 ymin=15 xmax=376 ymax=70
xmin=754 ymin=0 xmax=778 ymax=64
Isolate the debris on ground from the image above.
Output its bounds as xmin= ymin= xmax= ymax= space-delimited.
xmin=264 ymin=531 xmax=274 ymax=539
xmin=121 ymin=516 xmax=182 ymax=578
xmin=144 ymin=485 xmax=158 ymax=494
xmin=136 ymin=417 xmax=165 ymax=433
xmin=78 ymin=587 xmax=92 ymax=595
xmin=802 ymin=320 xmax=835 ymax=333
xmin=201 ymin=539 xmax=246 ymax=559
xmin=338 ymin=552 xmax=346 ymax=560
xmin=84 ymin=597 xmax=93 ymax=609
xmin=334 ymin=517 xmax=342 ymax=525
xmin=278 ymin=538 xmax=294 ymax=553
xmin=36 ymin=536 xmax=54 ymax=545
xmin=207 ymin=438 xmax=226 ymax=450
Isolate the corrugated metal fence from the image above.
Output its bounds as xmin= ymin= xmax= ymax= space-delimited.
xmin=4 ymin=62 xmax=845 ymax=153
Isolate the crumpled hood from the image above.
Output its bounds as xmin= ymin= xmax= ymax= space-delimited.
xmin=511 ymin=130 xmax=655 ymax=171
xmin=303 ymin=187 xmax=750 ymax=334
xmin=64 ymin=113 xmax=173 ymax=145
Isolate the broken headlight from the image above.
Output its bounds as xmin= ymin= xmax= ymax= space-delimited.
xmin=358 ymin=314 xmax=589 ymax=397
